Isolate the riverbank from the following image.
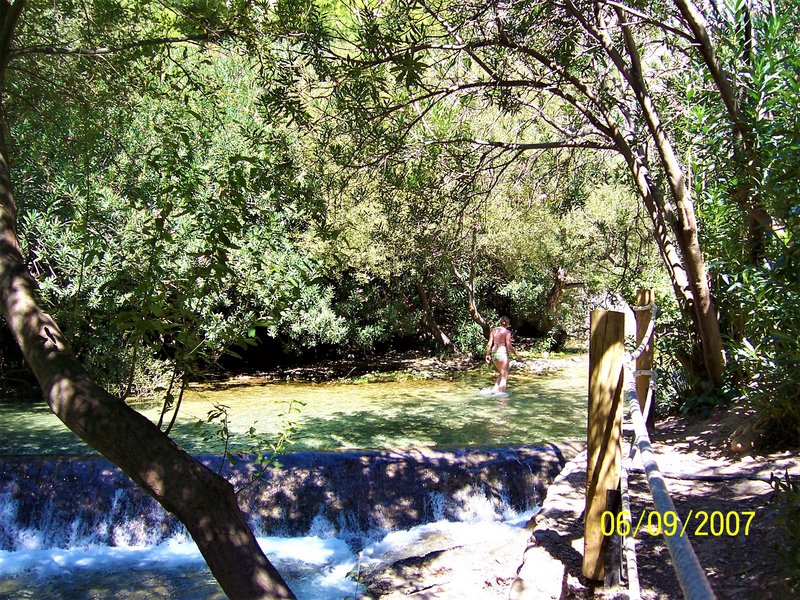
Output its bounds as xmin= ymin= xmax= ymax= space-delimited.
xmin=0 ymin=336 xmax=586 ymax=399
xmin=195 ymin=345 xmax=587 ymax=388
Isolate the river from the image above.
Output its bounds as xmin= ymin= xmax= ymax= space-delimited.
xmin=0 ymin=358 xmax=588 ymax=598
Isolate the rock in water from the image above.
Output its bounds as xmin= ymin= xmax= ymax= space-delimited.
xmin=358 ymin=519 xmax=532 ymax=598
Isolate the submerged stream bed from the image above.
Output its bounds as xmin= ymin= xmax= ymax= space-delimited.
xmin=0 ymin=358 xmax=588 ymax=456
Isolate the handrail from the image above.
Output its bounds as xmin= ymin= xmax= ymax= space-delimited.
xmin=619 ymin=446 xmax=641 ymax=599
xmin=625 ymin=375 xmax=716 ymax=599
xmin=632 ymin=369 xmax=657 ymax=423
xmin=625 ymin=306 xmax=659 ymax=363
xmin=621 ymin=300 xmax=716 ymax=600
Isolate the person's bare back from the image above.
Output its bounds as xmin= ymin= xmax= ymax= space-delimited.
xmin=485 ymin=317 xmax=518 ymax=392
xmin=489 ymin=326 xmax=512 ymax=353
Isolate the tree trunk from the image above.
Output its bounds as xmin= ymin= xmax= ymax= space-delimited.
xmin=560 ymin=0 xmax=725 ymax=383
xmin=545 ymin=265 xmax=568 ymax=312
xmin=531 ymin=265 xmax=572 ymax=335
xmin=416 ymin=279 xmax=457 ymax=351
xmin=452 ymin=261 xmax=491 ymax=339
xmin=609 ymin=126 xmax=710 ymax=374
xmin=0 ymin=5 xmax=294 ymax=595
xmin=612 ymin=7 xmax=726 ymax=384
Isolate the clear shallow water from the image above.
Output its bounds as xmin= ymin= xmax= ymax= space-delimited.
xmin=0 ymin=360 xmax=588 ymax=455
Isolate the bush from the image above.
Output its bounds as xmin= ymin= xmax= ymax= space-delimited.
xmin=451 ymin=318 xmax=489 ymax=357
xmin=770 ymin=471 xmax=800 ymax=594
xmin=721 ymin=251 xmax=800 ymax=448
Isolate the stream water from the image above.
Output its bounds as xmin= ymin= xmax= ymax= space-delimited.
xmin=0 ymin=359 xmax=588 ymax=598
xmin=0 ymin=360 xmax=588 ymax=455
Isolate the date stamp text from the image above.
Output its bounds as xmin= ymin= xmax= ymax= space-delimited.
xmin=601 ymin=510 xmax=755 ymax=538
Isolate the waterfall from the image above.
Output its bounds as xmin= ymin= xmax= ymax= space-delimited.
xmin=0 ymin=444 xmax=578 ymax=550
xmin=0 ymin=443 xmax=581 ymax=598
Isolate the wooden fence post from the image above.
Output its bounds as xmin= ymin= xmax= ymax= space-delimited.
xmin=635 ymin=289 xmax=655 ymax=429
xmin=583 ymin=309 xmax=625 ymax=581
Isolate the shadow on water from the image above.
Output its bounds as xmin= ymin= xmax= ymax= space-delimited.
xmin=0 ymin=360 xmax=588 ymax=456
xmin=0 ymin=401 xmax=94 ymax=455
xmin=0 ymin=564 xmax=226 ymax=600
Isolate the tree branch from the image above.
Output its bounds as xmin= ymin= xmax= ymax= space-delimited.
xmin=9 ymin=31 xmax=224 ymax=59
xmin=424 ymin=137 xmax=616 ymax=151
xmin=600 ymin=0 xmax=693 ymax=40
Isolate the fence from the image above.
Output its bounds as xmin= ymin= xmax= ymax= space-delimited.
xmin=583 ymin=289 xmax=716 ymax=599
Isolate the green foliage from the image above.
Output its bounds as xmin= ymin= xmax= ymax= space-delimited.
xmin=769 ymin=471 xmax=800 ymax=593
xmin=332 ymin=278 xmax=422 ymax=352
xmin=14 ymin=0 xmax=784 ymax=442
xmin=680 ymin=2 xmax=800 ymax=443
xmin=199 ymin=403 xmax=235 ymax=466
xmin=275 ymin=284 xmax=348 ymax=349
xmin=651 ymin=291 xmax=733 ymax=418
xmin=451 ymin=318 xmax=489 ymax=357
xmin=722 ymin=258 xmax=800 ymax=446
xmin=198 ymin=398 xmax=306 ymax=484
xmin=13 ymin=46 xmax=321 ymax=396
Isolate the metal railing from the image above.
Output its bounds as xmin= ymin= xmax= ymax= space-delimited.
xmin=620 ymin=299 xmax=716 ymax=600
xmin=584 ymin=292 xmax=716 ymax=599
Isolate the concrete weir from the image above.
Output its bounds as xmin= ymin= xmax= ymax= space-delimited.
xmin=0 ymin=443 xmax=583 ymax=553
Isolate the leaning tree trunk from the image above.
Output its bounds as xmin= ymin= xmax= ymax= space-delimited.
xmin=611 ymin=7 xmax=727 ymax=384
xmin=559 ymin=0 xmax=726 ymax=384
xmin=0 ymin=148 xmax=295 ymax=600
xmin=415 ymin=279 xmax=457 ymax=351
xmin=452 ymin=260 xmax=491 ymax=340
xmin=610 ymin=127 xmax=711 ymax=379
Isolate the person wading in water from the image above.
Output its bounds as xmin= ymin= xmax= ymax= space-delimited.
xmin=485 ymin=316 xmax=520 ymax=392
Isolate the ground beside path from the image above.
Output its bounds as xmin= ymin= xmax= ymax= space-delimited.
xmin=362 ymin=407 xmax=799 ymax=599
xmin=622 ymin=412 xmax=799 ymax=600
xmin=513 ymin=410 xmax=799 ymax=599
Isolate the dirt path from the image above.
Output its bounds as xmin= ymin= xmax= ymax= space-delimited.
xmin=513 ymin=408 xmax=799 ymax=599
xmin=627 ymin=411 xmax=799 ymax=599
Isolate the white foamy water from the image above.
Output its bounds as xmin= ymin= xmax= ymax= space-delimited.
xmin=0 ymin=534 xmax=357 ymax=599
xmin=0 ymin=497 xmax=536 ymax=599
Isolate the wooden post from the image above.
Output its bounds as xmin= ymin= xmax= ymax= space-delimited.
xmin=603 ymin=488 xmax=622 ymax=588
xmin=635 ymin=289 xmax=655 ymax=429
xmin=583 ymin=309 xmax=625 ymax=581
